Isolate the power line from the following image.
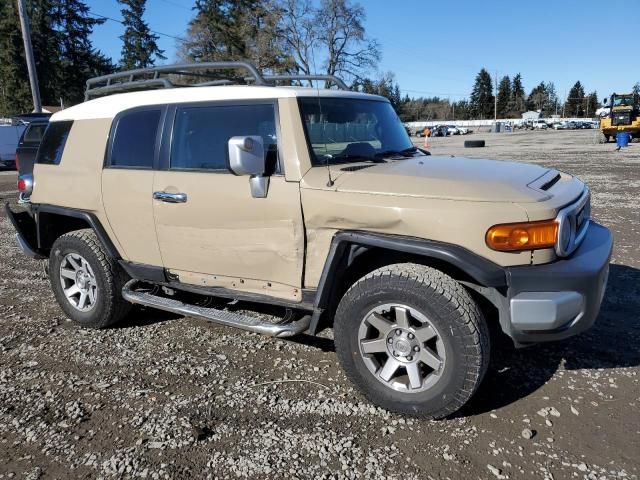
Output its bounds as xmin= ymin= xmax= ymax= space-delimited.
xmin=88 ymin=11 xmax=188 ymax=43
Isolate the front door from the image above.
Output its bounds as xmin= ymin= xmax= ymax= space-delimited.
xmin=152 ymin=101 xmax=305 ymax=301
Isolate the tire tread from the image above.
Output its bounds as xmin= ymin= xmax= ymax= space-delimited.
xmin=334 ymin=263 xmax=490 ymax=418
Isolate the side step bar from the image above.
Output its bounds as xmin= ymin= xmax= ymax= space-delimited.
xmin=122 ymin=280 xmax=310 ymax=337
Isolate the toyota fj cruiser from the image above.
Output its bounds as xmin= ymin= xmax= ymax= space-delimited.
xmin=6 ymin=62 xmax=612 ymax=418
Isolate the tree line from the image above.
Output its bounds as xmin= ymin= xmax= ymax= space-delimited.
xmin=396 ymin=69 xmax=606 ymax=122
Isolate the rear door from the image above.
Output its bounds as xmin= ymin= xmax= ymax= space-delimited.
xmin=152 ymin=101 xmax=305 ymax=301
xmin=101 ymin=107 xmax=165 ymax=266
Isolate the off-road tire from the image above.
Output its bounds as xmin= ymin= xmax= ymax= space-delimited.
xmin=334 ymin=263 xmax=490 ymax=418
xmin=49 ymin=229 xmax=131 ymax=328
xmin=464 ymin=139 xmax=485 ymax=148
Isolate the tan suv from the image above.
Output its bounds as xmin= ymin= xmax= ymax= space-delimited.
xmin=6 ymin=62 xmax=612 ymax=418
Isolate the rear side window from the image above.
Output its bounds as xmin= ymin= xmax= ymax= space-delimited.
xmin=23 ymin=123 xmax=47 ymax=143
xmin=170 ymin=103 xmax=277 ymax=171
xmin=37 ymin=121 xmax=73 ymax=165
xmin=109 ymin=109 xmax=161 ymax=168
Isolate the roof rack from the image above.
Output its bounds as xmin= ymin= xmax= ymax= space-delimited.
xmin=262 ymin=74 xmax=349 ymax=91
xmin=84 ymin=61 xmax=349 ymax=100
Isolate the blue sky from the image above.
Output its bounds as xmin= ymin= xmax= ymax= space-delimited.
xmin=87 ymin=0 xmax=640 ymax=102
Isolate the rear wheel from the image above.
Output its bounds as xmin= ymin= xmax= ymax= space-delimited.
xmin=49 ymin=229 xmax=131 ymax=328
xmin=334 ymin=263 xmax=490 ymax=418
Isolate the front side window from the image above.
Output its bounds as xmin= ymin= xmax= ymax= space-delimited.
xmin=170 ymin=103 xmax=277 ymax=171
xmin=110 ymin=109 xmax=161 ymax=168
xmin=298 ymin=97 xmax=415 ymax=166
xmin=36 ymin=121 xmax=73 ymax=165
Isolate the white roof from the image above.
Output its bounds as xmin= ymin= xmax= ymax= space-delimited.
xmin=52 ymin=86 xmax=386 ymax=122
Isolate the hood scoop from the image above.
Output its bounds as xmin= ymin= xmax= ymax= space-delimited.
xmin=540 ymin=173 xmax=561 ymax=191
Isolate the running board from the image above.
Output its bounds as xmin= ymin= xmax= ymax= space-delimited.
xmin=122 ymin=280 xmax=310 ymax=337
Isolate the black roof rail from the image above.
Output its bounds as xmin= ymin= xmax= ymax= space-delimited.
xmin=85 ymin=61 xmax=267 ymax=100
xmin=262 ymin=74 xmax=349 ymax=91
xmin=84 ymin=61 xmax=350 ymax=100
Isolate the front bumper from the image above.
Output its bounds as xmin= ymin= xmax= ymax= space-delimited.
xmin=504 ymin=222 xmax=612 ymax=344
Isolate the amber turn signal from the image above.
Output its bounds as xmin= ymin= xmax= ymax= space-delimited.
xmin=486 ymin=220 xmax=558 ymax=252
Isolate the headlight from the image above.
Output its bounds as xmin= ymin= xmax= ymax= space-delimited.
xmin=486 ymin=220 xmax=558 ymax=252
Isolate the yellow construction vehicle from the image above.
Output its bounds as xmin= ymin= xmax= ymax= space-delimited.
xmin=600 ymin=92 xmax=640 ymax=142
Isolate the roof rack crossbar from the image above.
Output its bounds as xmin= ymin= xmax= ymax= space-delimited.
xmin=263 ymin=74 xmax=349 ymax=90
xmin=85 ymin=78 xmax=174 ymax=100
xmin=85 ymin=61 xmax=267 ymax=100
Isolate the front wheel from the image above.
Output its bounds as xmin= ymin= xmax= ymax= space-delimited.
xmin=334 ymin=263 xmax=490 ymax=418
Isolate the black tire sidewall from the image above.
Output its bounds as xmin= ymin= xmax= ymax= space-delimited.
xmin=49 ymin=234 xmax=118 ymax=328
xmin=335 ymin=274 xmax=481 ymax=416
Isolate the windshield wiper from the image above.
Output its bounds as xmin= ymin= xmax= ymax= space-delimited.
xmin=374 ymin=147 xmax=418 ymax=159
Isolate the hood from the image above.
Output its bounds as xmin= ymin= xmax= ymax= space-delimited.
xmin=323 ymin=155 xmax=556 ymax=203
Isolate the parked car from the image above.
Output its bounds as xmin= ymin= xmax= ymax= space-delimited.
xmin=531 ymin=119 xmax=549 ymax=130
xmin=16 ymin=120 xmax=48 ymax=202
xmin=0 ymin=124 xmax=25 ymax=169
xmin=446 ymin=125 xmax=460 ymax=135
xmin=7 ymin=61 xmax=612 ymax=418
xmin=431 ymin=125 xmax=450 ymax=136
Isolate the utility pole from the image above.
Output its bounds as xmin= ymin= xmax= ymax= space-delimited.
xmin=17 ymin=0 xmax=42 ymax=113
xmin=494 ymin=71 xmax=498 ymax=121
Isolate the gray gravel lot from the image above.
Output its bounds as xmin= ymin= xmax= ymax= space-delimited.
xmin=0 ymin=129 xmax=639 ymax=479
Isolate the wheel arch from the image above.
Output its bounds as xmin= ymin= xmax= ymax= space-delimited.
xmin=308 ymin=231 xmax=507 ymax=334
xmin=32 ymin=204 xmax=121 ymax=259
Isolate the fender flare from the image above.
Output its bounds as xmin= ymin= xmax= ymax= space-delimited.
xmin=31 ymin=204 xmax=121 ymax=259
xmin=308 ymin=231 xmax=507 ymax=334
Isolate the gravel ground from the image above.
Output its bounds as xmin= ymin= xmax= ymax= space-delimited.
xmin=0 ymin=129 xmax=639 ymax=479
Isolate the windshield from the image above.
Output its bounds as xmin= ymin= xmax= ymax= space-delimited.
xmin=298 ymin=97 xmax=415 ymax=165
xmin=613 ymin=95 xmax=635 ymax=107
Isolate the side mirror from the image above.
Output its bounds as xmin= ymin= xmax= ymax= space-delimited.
xmin=228 ymin=136 xmax=269 ymax=198
xmin=228 ymin=136 xmax=265 ymax=175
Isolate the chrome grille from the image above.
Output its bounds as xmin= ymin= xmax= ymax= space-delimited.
xmin=555 ymin=189 xmax=590 ymax=257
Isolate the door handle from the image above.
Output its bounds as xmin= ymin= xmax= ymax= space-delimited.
xmin=153 ymin=191 xmax=187 ymax=203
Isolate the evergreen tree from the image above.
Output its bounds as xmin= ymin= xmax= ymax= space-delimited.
xmin=565 ymin=81 xmax=585 ymax=117
xmin=527 ymin=82 xmax=547 ymax=112
xmin=470 ymin=68 xmax=493 ymax=119
xmin=181 ymin=0 xmax=294 ymax=73
xmin=585 ymin=91 xmax=598 ymax=118
xmin=633 ymin=82 xmax=640 ymax=96
xmin=544 ymin=81 xmax=558 ymax=116
xmin=0 ymin=0 xmax=32 ymax=115
xmin=118 ymin=0 xmax=165 ymax=70
xmin=55 ymin=0 xmax=115 ymax=105
xmin=511 ymin=73 xmax=526 ymax=115
xmin=496 ymin=75 xmax=511 ymax=118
